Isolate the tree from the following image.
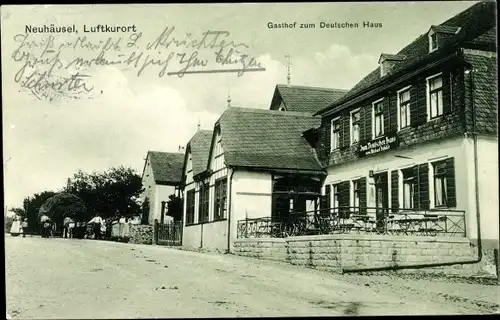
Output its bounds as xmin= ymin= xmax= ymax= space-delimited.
xmin=4 ymin=215 xmax=14 ymax=232
xmin=9 ymin=207 xmax=26 ymax=218
xmin=67 ymin=166 xmax=144 ymax=220
xmin=22 ymin=191 xmax=58 ymax=234
xmin=166 ymin=194 xmax=183 ymax=222
xmin=39 ymin=192 xmax=87 ymax=226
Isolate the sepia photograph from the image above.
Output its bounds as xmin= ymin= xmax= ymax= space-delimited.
xmin=2 ymin=1 xmax=499 ymax=318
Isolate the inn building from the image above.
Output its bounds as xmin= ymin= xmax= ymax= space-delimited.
xmin=313 ymin=1 xmax=497 ymax=248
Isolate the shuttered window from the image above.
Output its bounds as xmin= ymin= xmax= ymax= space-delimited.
xmin=402 ymin=168 xmax=415 ymax=209
xmin=373 ymin=100 xmax=384 ymax=138
xmin=398 ymin=88 xmax=411 ymax=129
xmin=198 ymin=182 xmax=209 ymax=223
xmin=432 ymin=158 xmax=456 ymax=208
xmin=214 ymin=178 xmax=227 ymax=220
xmin=428 ymin=75 xmax=443 ymax=119
xmin=186 ymin=189 xmax=195 ymax=225
xmin=350 ymin=110 xmax=361 ymax=144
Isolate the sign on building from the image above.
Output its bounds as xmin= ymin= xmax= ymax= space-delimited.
xmin=358 ymin=134 xmax=399 ymax=157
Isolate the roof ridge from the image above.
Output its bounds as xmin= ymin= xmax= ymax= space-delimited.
xmin=148 ymin=150 xmax=184 ymax=155
xmin=224 ymin=106 xmax=318 ymax=118
xmin=277 ymin=84 xmax=349 ymax=92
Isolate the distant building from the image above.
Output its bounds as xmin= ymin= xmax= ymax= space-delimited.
xmin=269 ymin=84 xmax=348 ymax=113
xmin=140 ymin=151 xmax=184 ymax=224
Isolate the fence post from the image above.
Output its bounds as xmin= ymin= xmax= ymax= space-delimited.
xmin=245 ymin=213 xmax=248 ymax=238
xmin=153 ymin=219 xmax=159 ymax=245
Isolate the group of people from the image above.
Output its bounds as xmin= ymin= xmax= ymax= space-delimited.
xmin=9 ymin=216 xmax=30 ymax=237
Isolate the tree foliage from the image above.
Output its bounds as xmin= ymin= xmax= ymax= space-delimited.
xmin=67 ymin=166 xmax=143 ymax=220
xmin=20 ymin=191 xmax=58 ymax=234
xmin=39 ymin=192 xmax=87 ymax=226
xmin=166 ymin=194 xmax=183 ymax=222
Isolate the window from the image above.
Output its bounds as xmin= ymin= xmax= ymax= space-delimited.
xmin=186 ymin=189 xmax=195 ymax=225
xmin=401 ymin=168 xmax=415 ymax=209
xmin=350 ymin=110 xmax=360 ymax=144
xmin=352 ymin=180 xmax=360 ymax=209
xmin=427 ymin=74 xmax=443 ymax=119
xmin=373 ymin=100 xmax=384 ymax=138
xmin=214 ymin=178 xmax=228 ymax=220
xmin=398 ymin=87 xmax=411 ymax=130
xmin=198 ymin=183 xmax=209 ymax=223
xmin=330 ymin=118 xmax=340 ymax=150
xmin=430 ymin=33 xmax=438 ymax=52
xmin=332 ymin=184 xmax=339 ymax=214
xmin=433 ymin=161 xmax=447 ymax=207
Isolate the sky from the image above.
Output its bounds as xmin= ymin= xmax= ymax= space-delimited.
xmin=1 ymin=1 xmax=478 ymax=210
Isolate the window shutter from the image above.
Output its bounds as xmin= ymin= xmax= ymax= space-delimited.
xmin=445 ymin=157 xmax=456 ymax=207
xmin=342 ymin=113 xmax=350 ymax=147
xmin=338 ymin=181 xmax=350 ymax=208
xmin=409 ymin=84 xmax=418 ymax=126
xmin=442 ymin=71 xmax=452 ymax=115
xmin=383 ymin=97 xmax=390 ymax=135
xmin=418 ymin=163 xmax=430 ymax=210
xmin=364 ymin=104 xmax=372 ymax=141
xmin=320 ymin=185 xmax=331 ymax=212
xmin=359 ymin=108 xmax=366 ymax=142
xmin=359 ymin=177 xmax=367 ymax=215
xmin=391 ymin=170 xmax=399 ymax=213
xmin=389 ymin=95 xmax=398 ymax=133
xmin=415 ymin=76 xmax=427 ymax=126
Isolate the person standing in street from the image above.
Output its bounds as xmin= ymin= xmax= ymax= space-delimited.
xmin=89 ymin=213 xmax=103 ymax=240
xmin=21 ymin=219 xmax=28 ymax=238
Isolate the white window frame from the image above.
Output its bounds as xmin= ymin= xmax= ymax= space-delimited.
xmin=371 ymin=98 xmax=385 ymax=139
xmin=399 ymin=167 xmax=415 ymax=210
xmin=331 ymin=184 xmax=339 ymax=214
xmin=426 ymin=72 xmax=444 ymax=121
xmin=350 ymin=108 xmax=361 ymax=145
xmin=397 ymin=85 xmax=412 ymax=131
xmin=431 ymin=160 xmax=448 ymax=209
xmin=350 ymin=179 xmax=360 ymax=209
xmin=428 ymin=30 xmax=438 ymax=53
xmin=330 ymin=116 xmax=341 ymax=151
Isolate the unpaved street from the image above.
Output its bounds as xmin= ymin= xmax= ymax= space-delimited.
xmin=5 ymin=235 xmax=499 ymax=318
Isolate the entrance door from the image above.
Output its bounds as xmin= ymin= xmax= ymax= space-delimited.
xmin=374 ymin=172 xmax=388 ymax=232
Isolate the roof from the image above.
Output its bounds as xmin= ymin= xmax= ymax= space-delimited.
xmin=146 ymin=151 xmax=184 ymax=184
xmin=270 ymin=84 xmax=348 ymax=114
xmin=464 ymin=53 xmax=498 ymax=135
xmin=317 ymin=1 xmax=497 ymax=115
xmin=216 ymin=107 xmax=324 ymax=173
xmin=430 ymin=25 xmax=461 ymax=34
xmin=187 ymin=130 xmax=213 ymax=177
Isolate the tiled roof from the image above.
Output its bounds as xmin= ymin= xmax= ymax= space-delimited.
xmin=271 ymin=84 xmax=348 ymax=114
xmin=430 ymin=25 xmax=461 ymax=34
xmin=319 ymin=1 xmax=496 ymax=114
xmin=469 ymin=27 xmax=497 ymax=45
xmin=187 ymin=130 xmax=213 ymax=177
xmin=217 ymin=107 xmax=324 ymax=172
xmin=464 ymin=53 xmax=498 ymax=134
xmin=147 ymin=151 xmax=185 ymax=184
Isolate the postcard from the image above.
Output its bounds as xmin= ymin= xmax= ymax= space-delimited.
xmin=2 ymin=2 xmax=498 ymax=319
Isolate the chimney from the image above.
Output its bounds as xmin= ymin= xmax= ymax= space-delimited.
xmin=379 ymin=54 xmax=406 ymax=77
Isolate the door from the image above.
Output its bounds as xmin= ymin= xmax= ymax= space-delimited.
xmin=374 ymin=172 xmax=388 ymax=233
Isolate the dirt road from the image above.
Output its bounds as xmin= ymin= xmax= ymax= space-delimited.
xmin=5 ymin=235 xmax=499 ymax=318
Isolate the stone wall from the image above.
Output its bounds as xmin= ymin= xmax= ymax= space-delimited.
xmin=233 ymin=234 xmax=497 ymax=277
xmin=129 ymin=224 xmax=153 ymax=245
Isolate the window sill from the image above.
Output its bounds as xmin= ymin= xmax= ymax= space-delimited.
xmin=213 ymin=218 xmax=228 ymax=223
xmin=398 ymin=126 xmax=412 ymax=133
xmin=428 ymin=115 xmax=443 ymax=122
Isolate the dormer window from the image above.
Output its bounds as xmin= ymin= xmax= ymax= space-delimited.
xmin=379 ymin=54 xmax=406 ymax=77
xmin=430 ymin=33 xmax=438 ymax=52
xmin=428 ymin=25 xmax=461 ymax=53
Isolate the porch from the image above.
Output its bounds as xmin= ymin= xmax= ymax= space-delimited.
xmin=236 ymin=206 xmax=467 ymax=239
